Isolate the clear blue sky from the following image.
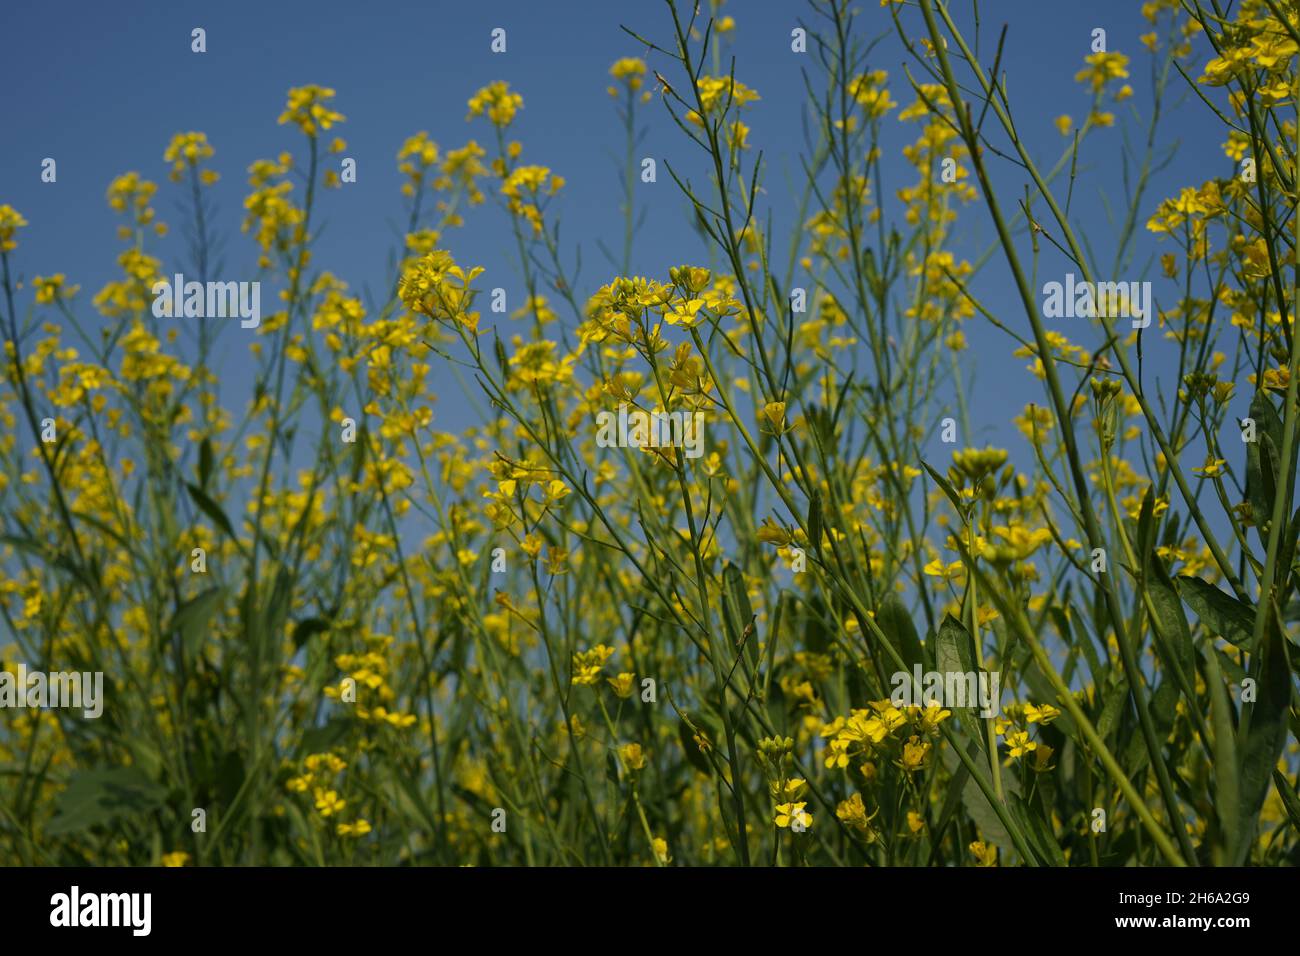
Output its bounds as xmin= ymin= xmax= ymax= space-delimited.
xmin=1 ymin=0 xmax=1225 ymax=457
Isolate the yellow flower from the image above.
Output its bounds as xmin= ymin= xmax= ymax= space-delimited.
xmin=761 ymin=401 xmax=787 ymax=432
xmin=1031 ymin=744 xmax=1056 ymax=773
xmin=33 ymin=274 xmax=79 ymax=305
xmin=686 ymin=76 xmax=760 ymax=126
xmin=543 ymin=478 xmax=570 ymax=502
xmin=1005 ymin=730 xmax=1037 ymax=759
xmin=664 ymin=297 xmax=705 ymax=327
xmin=521 ymin=533 xmax=543 ymax=559
xmin=0 ymin=204 xmax=29 ymax=251
xmin=969 ymin=840 xmax=998 ymax=866
xmin=337 ymin=819 xmax=372 ymax=837
xmin=898 ymin=735 xmax=931 ymax=772
xmin=1193 ymin=457 xmax=1227 ymax=478
xmin=924 ymin=557 xmax=965 ymax=581
xmin=914 ymin=702 xmax=953 ymax=734
xmin=756 ymin=517 xmax=792 ymax=546
xmin=619 ymin=742 xmax=647 ymax=771
xmin=652 ymin=837 xmax=671 ymax=864
xmin=279 ymin=85 xmax=345 ymax=137
xmin=161 ymin=851 xmax=191 ymax=867
xmin=1024 ymin=702 xmax=1061 ymax=724
xmin=771 ymin=778 xmax=808 ymax=802
xmin=1075 ymin=51 xmax=1129 ymax=92
xmin=163 ymin=131 xmax=215 ymax=182
xmin=467 ymin=81 xmax=524 ymax=127
xmin=775 ymin=802 xmax=812 ymax=829
xmin=835 ymin=792 xmax=879 ymax=840
xmin=609 ymin=57 xmax=647 ymax=96
xmin=823 ymin=738 xmax=851 ymax=769
xmin=313 ymin=787 xmax=346 ymax=817
xmin=572 ymin=644 xmax=616 ymax=685
xmin=607 ymin=672 xmax=635 ymax=698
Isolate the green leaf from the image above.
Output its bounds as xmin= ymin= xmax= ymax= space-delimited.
xmin=605 ymin=750 xmax=621 ymax=787
xmin=251 ymin=565 xmax=293 ymax=673
xmin=802 ymin=595 xmax=833 ymax=654
xmin=1095 ymin=678 xmax=1130 ymax=739
xmin=721 ymin=562 xmax=757 ymax=673
xmin=1136 ymin=485 xmax=1158 ymax=563
xmin=1244 ymin=391 xmax=1282 ymax=540
xmin=1178 ymin=576 xmax=1256 ymax=650
xmin=198 ymin=437 xmax=214 ymax=490
xmin=955 ymin=753 xmax=1023 ymax=863
xmin=1271 ymin=769 xmax=1300 ymax=831
xmin=46 ymin=768 xmax=165 ymax=836
xmin=877 ymin=593 xmax=925 ymax=672
xmin=297 ymin=717 xmax=351 ymax=755
xmin=921 ymin=459 xmax=962 ymax=513
xmin=186 ymin=481 xmax=237 ymax=539
xmin=1234 ymin=614 xmax=1292 ymax=864
xmin=0 ymin=534 xmax=98 ymax=593
xmin=933 ymin=615 xmax=985 ymax=752
xmin=1145 ymin=553 xmax=1196 ymax=696
xmin=292 ymin=616 xmax=332 ymax=651
xmin=1277 ymin=505 xmax=1300 ymax=590
xmin=1204 ymin=650 xmax=1240 ymax=864
xmin=1010 ymin=792 xmax=1066 ymax=867
xmin=929 ymin=749 xmax=972 ymax=862
xmin=215 ymin=750 xmax=246 ymax=807
xmin=349 ymin=423 xmax=368 ymax=484
xmin=677 ymin=715 xmax=713 ymax=775
xmin=172 ymin=586 xmax=225 ymax=658
xmin=806 ymin=490 xmax=823 ymax=554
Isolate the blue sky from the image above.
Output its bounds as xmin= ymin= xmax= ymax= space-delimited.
xmin=0 ymin=0 xmax=1228 ymax=460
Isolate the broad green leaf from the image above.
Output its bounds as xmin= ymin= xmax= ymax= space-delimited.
xmin=934 ymin=614 xmax=987 ymax=752
xmin=721 ymin=561 xmax=757 ymax=673
xmin=1204 ymin=650 xmax=1240 ymax=864
xmin=806 ymin=490 xmax=823 ymax=554
xmin=1271 ymin=769 xmax=1300 ymax=831
xmin=1010 ymin=792 xmax=1066 ymax=867
xmin=1234 ymin=613 xmax=1292 ymax=864
xmin=198 ymin=437 xmax=214 ymax=490
xmin=1244 ymin=391 xmax=1282 ymax=542
xmin=46 ymin=768 xmax=165 ymax=836
xmin=292 ymin=616 xmax=332 ymax=651
xmin=1145 ymin=554 xmax=1196 ymax=696
xmin=1178 ymin=576 xmax=1256 ymax=650
xmin=921 ymin=459 xmax=962 ymax=514
xmin=172 ymin=586 xmax=225 ymax=658
xmin=186 ymin=481 xmax=238 ymax=539
xmin=1095 ymin=678 xmax=1130 ymax=740
xmin=677 ymin=715 xmax=713 ymax=775
xmin=877 ymin=593 xmax=925 ymax=672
